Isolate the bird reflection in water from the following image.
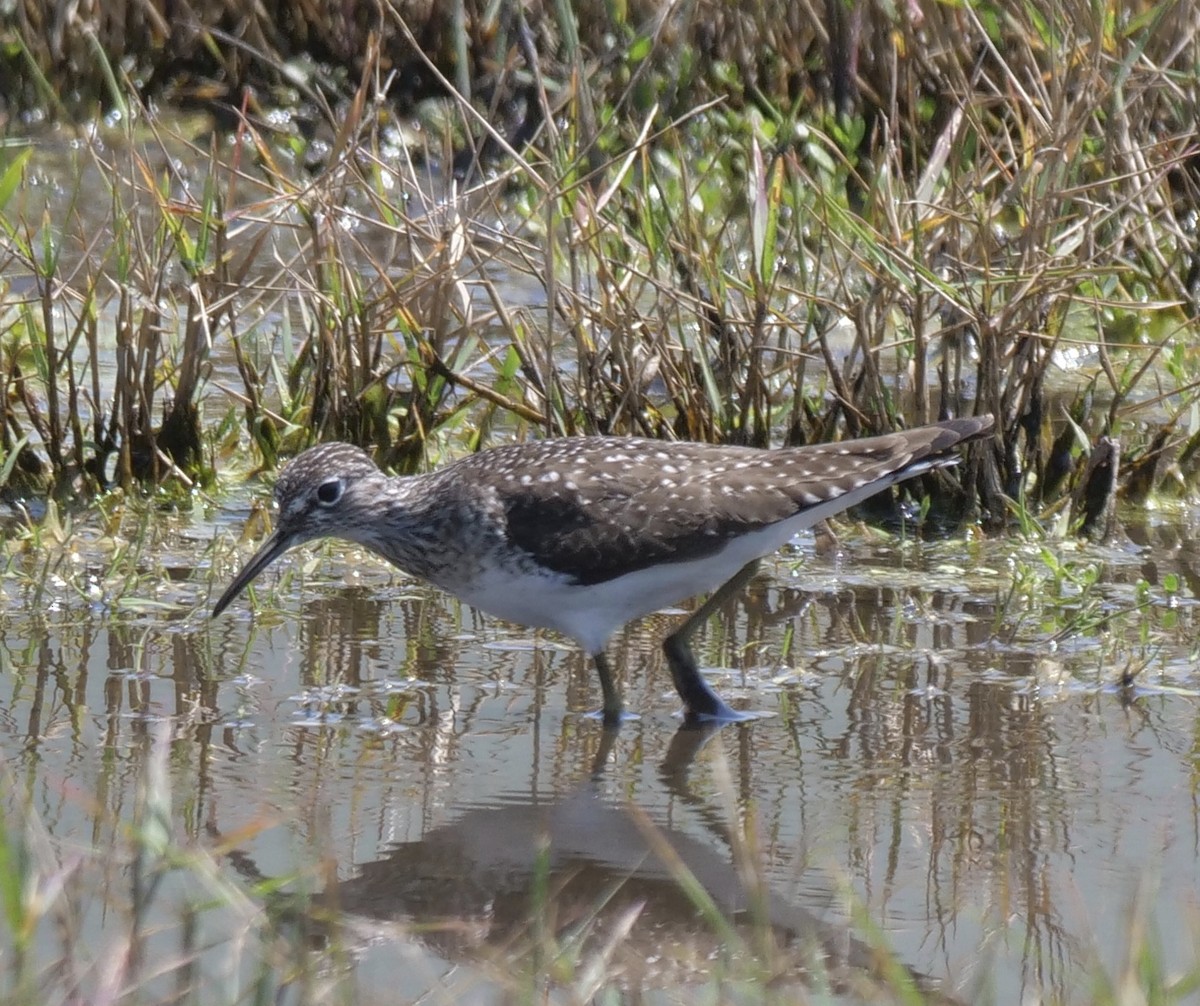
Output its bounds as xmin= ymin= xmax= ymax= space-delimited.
xmin=214 ymin=725 xmax=957 ymax=1002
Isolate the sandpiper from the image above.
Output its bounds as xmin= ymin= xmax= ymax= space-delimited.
xmin=213 ymin=416 xmax=993 ymax=724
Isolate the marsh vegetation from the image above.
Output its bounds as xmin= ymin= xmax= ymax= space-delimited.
xmin=1 ymin=0 xmax=1199 ymax=1002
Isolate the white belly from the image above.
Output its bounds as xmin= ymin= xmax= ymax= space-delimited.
xmin=454 ymin=518 xmax=804 ymax=655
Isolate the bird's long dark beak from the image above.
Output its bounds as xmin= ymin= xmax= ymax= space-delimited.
xmin=212 ymin=530 xmax=295 ymax=618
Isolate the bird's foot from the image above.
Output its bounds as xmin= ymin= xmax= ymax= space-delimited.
xmin=680 ymin=701 xmax=773 ymax=726
xmin=674 ymin=669 xmax=773 ymax=725
xmin=581 ymin=707 xmax=642 ymax=729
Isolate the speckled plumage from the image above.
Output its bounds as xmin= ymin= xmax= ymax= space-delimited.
xmin=214 ymin=417 xmax=994 ymax=722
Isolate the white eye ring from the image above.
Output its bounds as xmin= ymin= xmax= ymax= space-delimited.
xmin=316 ymin=478 xmax=343 ymax=506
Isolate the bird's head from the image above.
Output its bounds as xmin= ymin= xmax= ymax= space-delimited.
xmin=212 ymin=442 xmax=385 ymax=617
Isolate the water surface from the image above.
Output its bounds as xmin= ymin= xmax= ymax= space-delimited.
xmin=3 ymin=496 xmax=1198 ymax=1003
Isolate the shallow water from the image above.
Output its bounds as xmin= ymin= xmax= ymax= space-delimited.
xmin=2 ymin=491 xmax=1199 ymax=1003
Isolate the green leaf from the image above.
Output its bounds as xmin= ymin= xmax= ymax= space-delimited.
xmin=0 ymin=434 xmax=30 ymax=489
xmin=627 ymin=34 xmax=652 ymax=63
xmin=0 ymin=146 xmax=31 ymax=214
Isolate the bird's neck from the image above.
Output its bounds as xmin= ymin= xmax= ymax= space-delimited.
xmin=352 ymin=470 xmax=472 ymax=585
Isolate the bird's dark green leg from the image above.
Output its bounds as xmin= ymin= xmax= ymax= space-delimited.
xmin=663 ymin=559 xmax=760 ymax=722
xmin=593 ymin=652 xmax=625 ymax=727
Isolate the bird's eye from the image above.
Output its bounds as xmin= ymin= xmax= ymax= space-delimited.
xmin=316 ymin=478 xmax=343 ymax=505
